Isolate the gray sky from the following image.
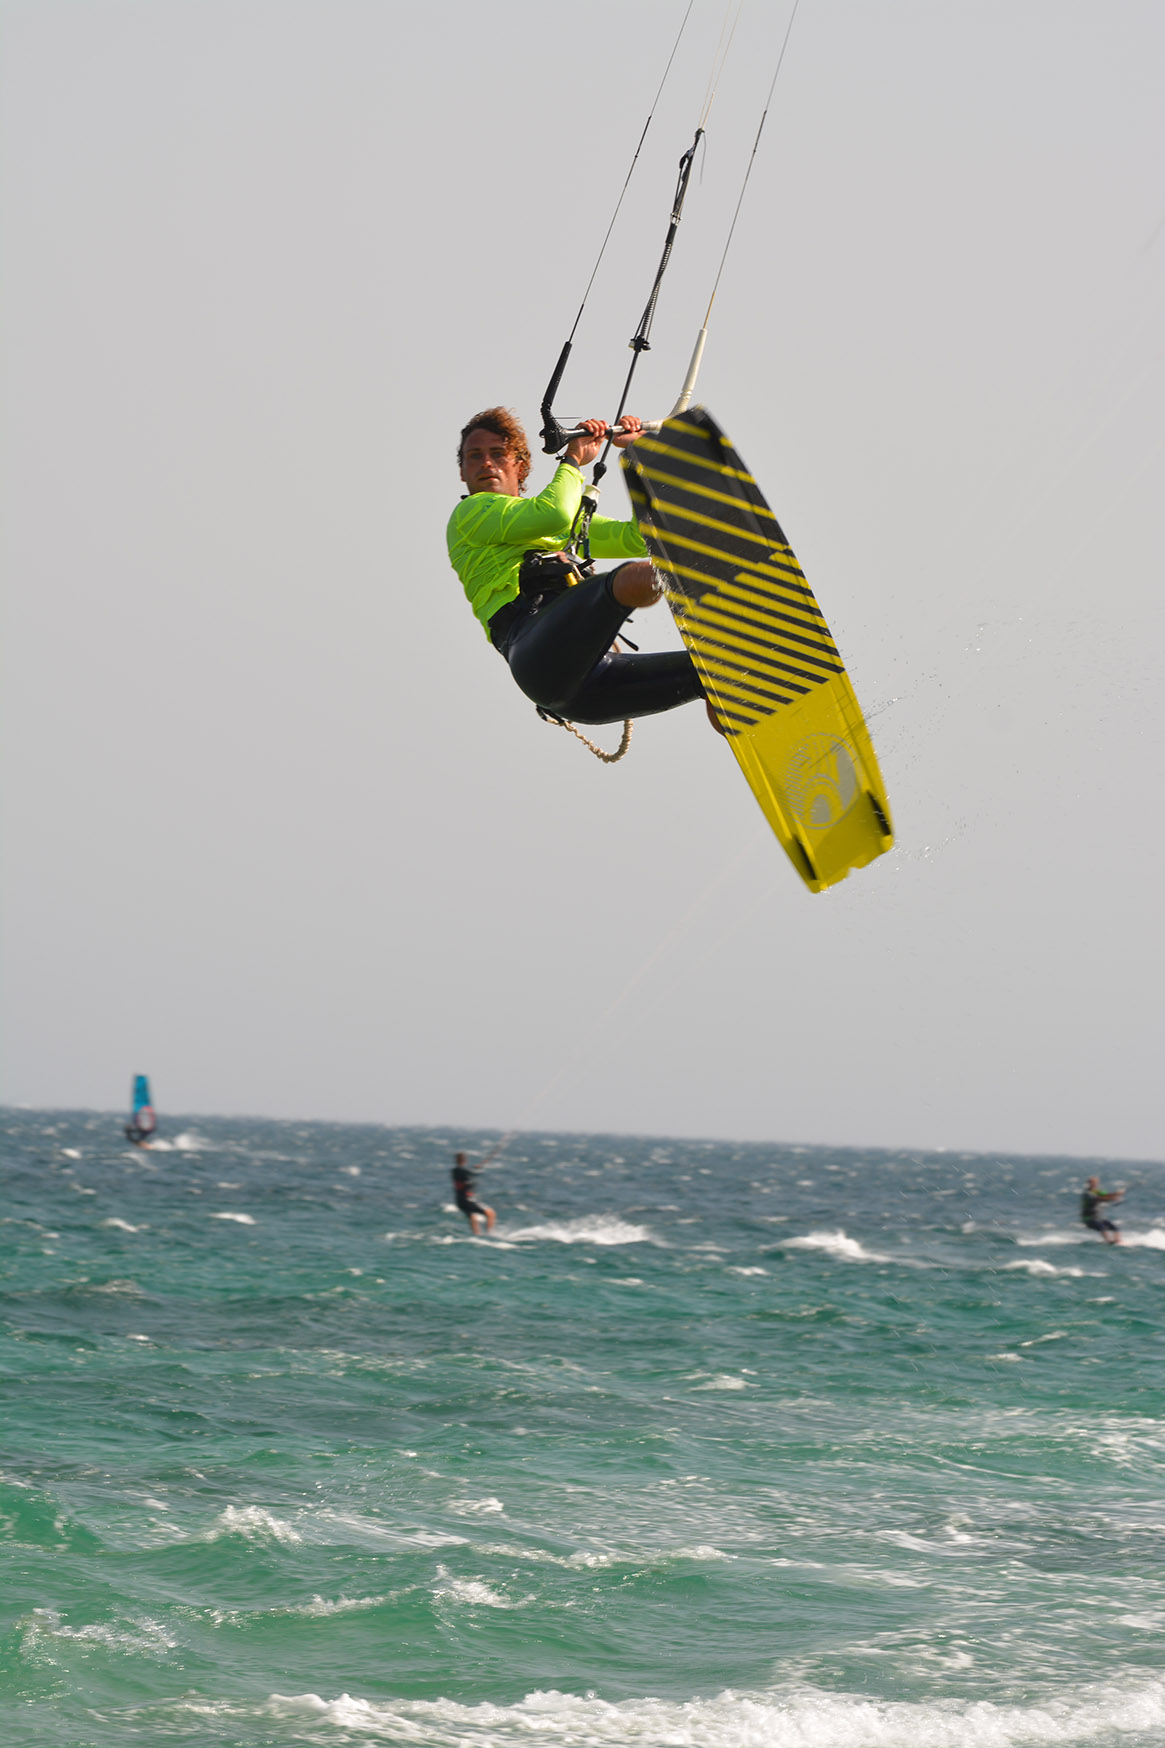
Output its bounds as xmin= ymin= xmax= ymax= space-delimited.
xmin=2 ymin=0 xmax=1162 ymax=1159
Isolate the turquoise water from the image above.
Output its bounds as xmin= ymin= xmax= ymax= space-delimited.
xmin=3 ymin=1112 xmax=1165 ymax=1746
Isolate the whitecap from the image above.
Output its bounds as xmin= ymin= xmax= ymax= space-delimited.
xmin=1122 ymin=1228 xmax=1165 ymax=1250
xmin=261 ymin=1676 xmax=1165 ymax=1747
xmin=100 ymin=1218 xmax=144 ymax=1233
xmin=210 ymin=1211 xmax=255 ymax=1224
xmin=785 ymin=1230 xmax=890 ymax=1263
xmin=204 ymin=1505 xmax=301 ymax=1544
xmin=285 ymin=1593 xmax=388 ymax=1618
xmin=1003 ymin=1259 xmax=1088 ymax=1278
xmin=451 ymin=1497 xmax=504 ymax=1517
xmin=433 ymin=1570 xmax=516 ymax=1609
xmin=729 ymin=1266 xmax=768 ymax=1277
xmin=23 ymin=1608 xmax=175 ymax=1657
xmin=502 ymin=1215 xmax=658 ymax=1246
xmin=691 ymin=1375 xmax=750 ymax=1391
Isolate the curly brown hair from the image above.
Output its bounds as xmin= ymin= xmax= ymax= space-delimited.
xmin=457 ymin=406 xmax=531 ymax=493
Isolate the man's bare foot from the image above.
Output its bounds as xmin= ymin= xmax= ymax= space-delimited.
xmin=612 ymin=562 xmax=664 ymax=609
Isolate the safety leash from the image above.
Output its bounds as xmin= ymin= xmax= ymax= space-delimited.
xmin=537 ymin=708 xmax=633 ymax=765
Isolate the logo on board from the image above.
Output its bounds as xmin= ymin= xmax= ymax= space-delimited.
xmin=783 ymin=735 xmax=858 ymax=830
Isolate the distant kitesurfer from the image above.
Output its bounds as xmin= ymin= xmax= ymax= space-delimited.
xmin=452 ymin=1151 xmax=495 ymax=1236
xmin=447 ymin=408 xmax=712 ymax=726
xmin=1081 ymin=1176 xmax=1123 ymax=1244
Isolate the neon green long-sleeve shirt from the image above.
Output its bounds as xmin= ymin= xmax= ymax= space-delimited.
xmin=446 ymin=461 xmax=648 ymax=633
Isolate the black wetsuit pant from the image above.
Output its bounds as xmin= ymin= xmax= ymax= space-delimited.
xmin=489 ymin=565 xmax=704 ymax=725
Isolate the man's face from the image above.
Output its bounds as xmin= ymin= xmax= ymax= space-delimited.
xmin=460 ymin=428 xmax=523 ymax=497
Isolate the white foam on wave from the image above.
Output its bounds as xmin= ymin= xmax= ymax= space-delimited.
xmin=450 ymin=1497 xmax=505 ymax=1517
xmin=730 ymin=1266 xmax=769 ymax=1277
xmin=210 ymin=1211 xmax=255 ymax=1224
xmin=691 ymin=1374 xmax=750 ymax=1391
xmin=476 ymin=1541 xmax=731 ymax=1571
xmin=785 ymin=1230 xmax=890 ymax=1264
xmin=151 ymin=1131 xmax=206 ymax=1151
xmin=1002 ymin=1259 xmax=1090 ymax=1279
xmin=432 ymin=1568 xmax=518 ymax=1609
xmin=1017 ymin=1226 xmax=1165 ymax=1254
xmin=286 ymin=1593 xmax=388 ymax=1618
xmin=260 ymin=1677 xmax=1165 ymax=1746
xmin=100 ymin=1217 xmax=144 ymax=1233
xmin=204 ymin=1505 xmax=301 ymax=1545
xmin=501 ymin=1214 xmax=658 ymax=1247
xmin=23 ymin=1607 xmax=175 ymax=1658
xmin=1121 ymin=1227 xmax=1165 ymax=1251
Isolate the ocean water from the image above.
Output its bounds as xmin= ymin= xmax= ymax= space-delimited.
xmin=2 ymin=1113 xmax=1165 ymax=1748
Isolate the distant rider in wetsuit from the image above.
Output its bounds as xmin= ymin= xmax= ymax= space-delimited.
xmin=447 ymin=407 xmax=710 ymax=726
xmin=452 ymin=1152 xmax=495 ymax=1236
xmin=1081 ymin=1176 xmax=1123 ymax=1244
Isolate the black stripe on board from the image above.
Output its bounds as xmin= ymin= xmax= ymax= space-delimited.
xmin=685 ymin=593 xmax=841 ymax=661
xmin=675 ymin=610 xmax=843 ymax=680
xmin=693 ymin=658 xmax=800 ymax=711
xmin=679 ymin=630 xmax=818 ymax=694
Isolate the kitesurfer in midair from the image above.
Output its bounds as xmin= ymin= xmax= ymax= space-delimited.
xmin=1080 ymin=1176 xmax=1123 ymax=1244
xmin=452 ymin=1151 xmax=495 ymax=1236
xmin=448 ymin=408 xmax=708 ymax=725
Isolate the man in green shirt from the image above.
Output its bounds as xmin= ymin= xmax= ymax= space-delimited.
xmin=447 ymin=406 xmax=706 ymax=725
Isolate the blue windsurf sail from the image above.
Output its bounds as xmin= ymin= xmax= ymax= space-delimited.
xmin=125 ymin=1074 xmax=157 ymax=1145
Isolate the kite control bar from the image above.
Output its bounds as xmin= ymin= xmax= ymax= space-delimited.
xmin=543 ymin=324 xmax=709 ymax=452
xmin=553 ymin=419 xmax=660 ymax=444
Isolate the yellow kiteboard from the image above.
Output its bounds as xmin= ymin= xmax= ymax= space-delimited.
xmin=622 ymin=408 xmax=893 ymax=892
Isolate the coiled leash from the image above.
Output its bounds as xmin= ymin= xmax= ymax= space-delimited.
xmin=537 ymin=706 xmax=633 ymax=765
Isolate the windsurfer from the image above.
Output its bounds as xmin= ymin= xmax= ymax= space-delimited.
xmin=1081 ymin=1176 xmax=1123 ymax=1244
xmin=125 ymin=1076 xmax=157 ymax=1148
xmin=452 ymin=1152 xmax=495 ymax=1236
xmin=447 ymin=409 xmax=707 ymax=725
